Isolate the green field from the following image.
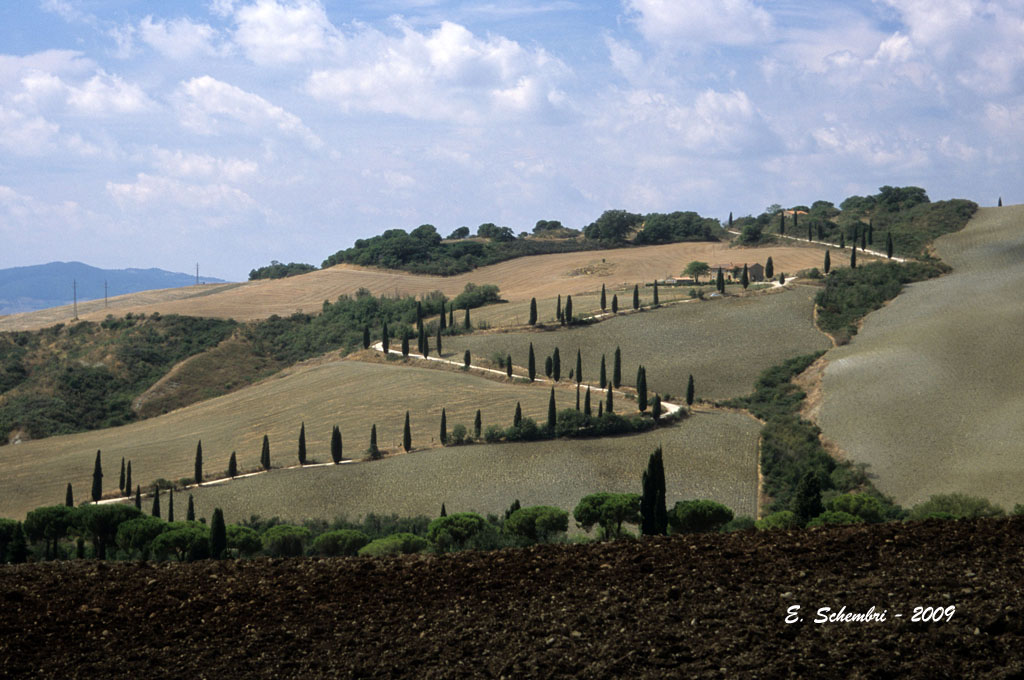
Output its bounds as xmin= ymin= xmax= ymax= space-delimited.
xmin=818 ymin=205 xmax=1024 ymax=509
xmin=446 ymin=285 xmax=831 ymax=402
xmin=168 ymin=409 xmax=760 ymax=528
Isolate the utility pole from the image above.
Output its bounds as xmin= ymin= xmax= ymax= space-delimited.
xmin=72 ymin=280 xmax=78 ymax=320
xmin=104 ymin=280 xmax=108 ymax=308
xmin=196 ymin=263 xmax=199 ymax=286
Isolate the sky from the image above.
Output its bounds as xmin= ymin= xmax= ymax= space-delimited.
xmin=0 ymin=1 xmax=1021 ymax=281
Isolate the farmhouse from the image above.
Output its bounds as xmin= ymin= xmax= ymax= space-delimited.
xmin=748 ymin=263 xmax=765 ymax=282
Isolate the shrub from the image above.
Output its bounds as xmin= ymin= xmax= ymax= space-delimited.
xmin=150 ymin=522 xmax=211 ymax=562
xmin=483 ymin=425 xmax=504 ymax=443
xmin=573 ymin=492 xmax=641 ymax=539
xmin=450 ymin=423 xmax=468 ymax=445
xmin=357 ymin=532 xmax=429 ymax=556
xmin=504 ymin=506 xmax=569 ymax=544
xmin=806 ymin=510 xmax=862 ymax=527
xmin=427 ymin=512 xmax=488 ymax=552
xmin=262 ymin=525 xmax=311 ymax=557
xmin=722 ymin=516 xmax=756 ymax=532
xmin=226 ymin=525 xmax=263 ymax=556
xmin=907 ymin=493 xmax=1005 ymax=520
xmin=756 ymin=511 xmax=799 ymax=531
xmin=667 ymin=500 xmax=734 ymax=533
xmin=826 ymin=493 xmax=886 ymax=523
xmin=114 ymin=515 xmax=168 ymax=559
xmin=311 ymin=529 xmax=371 ymax=557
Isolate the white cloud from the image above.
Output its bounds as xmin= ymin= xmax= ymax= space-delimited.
xmin=306 ymin=20 xmax=570 ymax=122
xmin=150 ymin=147 xmax=260 ymax=182
xmin=139 ymin=16 xmax=224 ymax=60
xmin=66 ymin=72 xmax=153 ymax=114
xmin=0 ymin=106 xmax=60 ymax=155
xmin=175 ymin=75 xmax=322 ymax=148
xmin=0 ymin=184 xmax=90 ymax=235
xmin=107 ymin=173 xmax=257 ymax=212
xmin=232 ymin=0 xmax=337 ymax=65
xmin=0 ymin=50 xmax=93 ymax=85
xmin=624 ymin=0 xmax=773 ymax=48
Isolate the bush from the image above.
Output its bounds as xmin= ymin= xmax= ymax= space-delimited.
xmin=573 ymin=493 xmax=641 ymax=539
xmin=115 ymin=516 xmax=168 ymax=559
xmin=504 ymin=506 xmax=569 ymax=544
xmin=262 ymin=525 xmax=311 ymax=557
xmin=450 ymin=423 xmax=469 ymax=445
xmin=826 ymin=493 xmax=886 ymax=523
xmin=483 ymin=425 xmax=504 ymax=443
xmin=756 ymin=511 xmax=799 ymax=531
xmin=451 ymin=283 xmax=502 ymax=310
xmin=427 ymin=513 xmax=488 ymax=552
xmin=722 ymin=516 xmax=756 ymax=532
xmin=907 ymin=493 xmax=1005 ymax=520
xmin=311 ymin=529 xmax=371 ymax=557
xmin=150 ymin=522 xmax=210 ymax=562
xmin=806 ymin=510 xmax=862 ymax=527
xmin=357 ymin=532 xmax=430 ymax=556
xmin=667 ymin=500 xmax=734 ymax=533
xmin=226 ymin=525 xmax=263 ymax=556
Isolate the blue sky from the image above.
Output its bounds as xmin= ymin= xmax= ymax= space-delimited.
xmin=1 ymin=1 xmax=1020 ymax=281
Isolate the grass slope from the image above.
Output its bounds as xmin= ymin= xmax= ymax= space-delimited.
xmin=818 ymin=205 xmax=1024 ymax=509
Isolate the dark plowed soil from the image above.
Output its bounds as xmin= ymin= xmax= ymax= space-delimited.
xmin=2 ymin=518 xmax=1023 ymax=679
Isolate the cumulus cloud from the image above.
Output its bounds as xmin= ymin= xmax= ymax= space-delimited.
xmin=11 ymin=68 xmax=152 ymax=115
xmin=0 ymin=106 xmax=60 ymax=155
xmin=139 ymin=16 xmax=225 ymax=59
xmin=149 ymin=147 xmax=260 ymax=182
xmin=107 ymin=173 xmax=258 ymax=213
xmin=624 ymin=0 xmax=773 ymax=48
xmin=175 ymin=75 xmax=322 ymax=148
xmin=232 ymin=0 xmax=337 ymax=65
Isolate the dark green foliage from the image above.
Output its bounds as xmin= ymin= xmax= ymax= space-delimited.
xmin=556 ymin=294 xmax=562 ymax=323
xmin=427 ymin=512 xmax=489 ymax=551
xmin=152 ymin=487 xmax=161 ymax=518
xmin=24 ymin=505 xmax=74 ymax=559
xmin=226 ymin=525 xmax=262 ymax=556
xmin=544 ymin=356 xmax=552 ymax=377
xmin=73 ymin=503 xmax=141 ymax=560
xmin=528 ymin=343 xmax=536 ymax=382
xmin=0 ymin=519 xmax=18 ymax=563
xmin=716 ymin=267 xmax=725 ymax=293
xmin=547 ymin=388 xmax=557 ymax=431
xmin=633 ymin=211 xmax=721 ymax=244
xmin=9 ymin=523 xmax=28 ymax=563
xmin=611 ymin=294 xmax=618 ymax=314
xmin=824 ymin=249 xmax=831 ymax=274
xmin=436 ymin=327 xmax=442 ymax=356
xmin=439 ymin=307 xmax=446 ymax=332
xmin=119 ymin=457 xmax=125 ymax=493
xmin=552 ymin=347 xmax=560 ymax=382
xmin=806 ymin=510 xmax=861 ymax=527
xmin=464 ymin=307 xmax=471 ymax=330
xmin=640 ymin=447 xmax=667 ymax=536
xmin=564 ymin=295 xmax=573 ymax=324
xmin=686 ymin=374 xmax=694 ymax=406
xmin=886 ymin=231 xmax=894 ymax=258
xmin=826 ymin=493 xmax=887 ymax=524
xmin=311 ymin=529 xmax=370 ymax=556
xmin=262 ymin=525 xmax=311 ymax=557
xmin=778 ymin=273 xmax=785 ymax=284
xmin=637 ymin=365 xmax=647 ymax=412
xmin=861 ymin=227 xmax=867 ymax=251
xmin=135 ymin=485 xmax=141 ymax=510
xmin=187 ymin=495 xmax=195 ymax=521
xmin=168 ymin=489 xmax=174 ymax=522
xmin=298 ymin=422 xmax=307 ymax=465
xmin=358 ymin=532 xmax=429 ymax=556
xmin=65 ymin=483 xmax=73 ymax=507
xmin=723 ymin=353 xmax=822 ymax=421
xmin=403 ymin=411 xmax=412 ymax=452
xmin=573 ymin=492 xmax=641 ymax=538
xmin=369 ymin=424 xmax=380 ymax=459
xmin=474 ymin=410 xmax=482 ymax=439
xmin=632 ymin=284 xmax=639 ymax=310
xmin=401 ymin=332 xmax=409 ymax=357
xmin=451 ymin=283 xmax=501 ymax=310
xmin=261 ymin=434 xmax=271 ymax=470
xmin=613 ymin=347 xmax=621 ymax=388
xmin=668 ymin=500 xmax=734 ymax=533
xmin=194 ymin=440 xmax=203 ymax=485
xmin=600 ymin=284 xmax=606 ymax=311
xmin=331 ymin=425 xmax=343 ymax=463
xmin=529 ymin=297 xmax=537 ymax=325
xmin=575 ymin=349 xmax=582 ymax=385
xmin=504 ymin=506 xmax=569 ymax=544
xmin=741 ymin=263 xmax=749 ymax=289
xmin=792 ymin=471 xmax=825 ymax=525
xmin=650 ymin=394 xmax=661 ymax=424
xmin=765 ymin=257 xmax=774 ymax=279
xmin=381 ymin=321 xmax=389 ymax=355
xmin=582 ymin=210 xmax=643 ymax=242
xmin=868 ymin=220 xmax=874 ymax=245
xmin=652 ymin=280 xmax=659 ymax=306
xmin=506 ymin=355 xmax=513 ymax=379
xmin=439 ymin=408 xmax=447 ymax=445
xmin=362 ymin=326 xmax=370 ymax=349
xmin=908 ymin=493 xmax=1005 ymax=520
xmin=584 ymin=387 xmax=591 ymax=416
xmin=840 ymin=232 xmax=845 ymax=249
xmin=248 ymin=261 xmax=316 ymax=280
xmin=606 ymin=384 xmax=613 ymax=413
xmin=514 ymin=402 xmax=522 ymax=427
xmin=440 ymin=503 xmax=447 ymax=517
xmin=228 ymin=451 xmax=238 ymax=477
xmin=91 ymin=450 xmax=102 ymax=502
xmin=575 ymin=385 xmax=580 ymax=410
xmin=779 ymin=211 xmax=785 ymax=235
xmin=210 ymin=508 xmax=227 ymax=559
xmin=115 ymin=515 xmax=167 ymax=559
xmin=850 ymin=245 xmax=857 ymax=268
xmin=599 ymin=355 xmax=607 ymax=389
xmin=756 ymin=511 xmax=799 ymax=530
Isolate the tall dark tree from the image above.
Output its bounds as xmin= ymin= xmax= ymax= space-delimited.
xmin=793 ymin=211 xmax=799 ymax=233
xmin=464 ymin=349 xmax=471 ymax=369
xmin=529 ymin=297 xmax=538 ymax=325
xmin=439 ymin=307 xmax=446 ymax=331
xmin=598 ymin=401 xmax=603 ymax=417
xmin=640 ymin=447 xmax=667 ymax=535
xmin=867 ymin=220 xmax=874 ymax=245
xmin=807 ymin=221 xmax=812 ymax=242
xmin=403 ymin=411 xmax=412 ymax=452
xmin=228 ymin=451 xmax=238 ymax=477
xmin=600 ymin=284 xmax=607 ymax=311
xmin=575 ymin=349 xmax=582 ymax=385
xmin=10 ymin=523 xmax=27 ymax=564
xmin=850 ymin=245 xmax=857 ymax=269
xmin=840 ymin=232 xmax=846 ymax=249
xmin=65 ymin=483 xmax=74 ymax=507
xmin=637 ymin=365 xmax=648 ymax=412
xmin=556 ymin=294 xmax=562 ymax=322
xmin=91 ymin=450 xmax=103 ymax=502
xmin=440 ymin=503 xmax=447 ymax=517
xmin=547 ymin=387 xmax=557 ymax=431
xmin=716 ymin=267 xmax=725 ymax=293
xmin=119 ymin=457 xmax=125 ymax=493
xmin=418 ymin=324 xmax=426 ymax=356
xmin=187 ymin=494 xmax=195 ymax=521
xmin=363 ymin=325 xmax=371 ymax=349
xmin=261 ymin=434 xmax=271 ymax=470
xmin=606 ymin=385 xmax=614 ymax=413
xmin=422 ymin=332 xmax=430 ymax=359
xmin=298 ymin=422 xmax=307 ymax=465
xmin=331 ymin=425 xmax=342 ymax=463
xmin=741 ymin=263 xmax=749 ymax=290
xmin=514 ymin=402 xmax=523 ymax=427
xmin=448 ymin=305 xmax=454 ymax=327
xmin=194 ymin=440 xmax=203 ymax=485
xmin=765 ymin=257 xmax=774 ymax=279
xmin=686 ymin=374 xmax=695 ymax=406
xmin=584 ymin=387 xmax=592 ymax=417
xmin=611 ymin=294 xmax=618 ymax=314
xmin=564 ymin=295 xmax=573 ymax=324
xmin=728 ymin=211 xmax=733 ymax=228
xmin=381 ymin=321 xmax=390 ymax=354
xmin=861 ymin=227 xmax=867 ymax=251
xmin=167 ymin=489 xmax=174 ymax=523
xmin=552 ymin=348 xmax=561 ymax=382
xmin=124 ymin=461 xmax=132 ymax=500
xmin=439 ymin=409 xmax=447 ymax=445
xmin=506 ymin=354 xmax=513 ymax=378
xmin=152 ymin=487 xmax=161 ymax=518
xmin=886 ymin=232 xmax=894 ymax=259
xmin=613 ymin=346 xmax=622 ymax=388
xmin=135 ymin=485 xmax=142 ymax=510
xmin=464 ymin=307 xmax=471 ymax=330
xmin=824 ymin=249 xmax=831 ymax=274
xmin=779 ymin=273 xmax=785 ymax=284
xmin=599 ymin=355 xmax=607 ymax=389
xmin=416 ymin=300 xmax=423 ymax=325
xmin=545 ymin=356 xmax=553 ymax=378
xmin=576 ymin=384 xmax=580 ymax=411
xmin=632 ymin=284 xmax=639 ymax=310
xmin=401 ymin=332 xmax=410 ymax=357
xmin=653 ymin=280 xmax=659 ymax=306
xmin=779 ymin=211 xmax=785 ymax=235
xmin=793 ymin=470 xmax=824 ymax=525
xmin=210 ymin=508 xmax=227 ymax=559
xmin=528 ymin=343 xmax=536 ymax=382
xmin=474 ymin=410 xmax=482 ymax=439
xmin=998 ymin=196 xmax=1003 ymax=207
xmin=651 ymin=394 xmax=662 ymax=424
xmin=369 ymin=424 xmax=380 ymax=459
xmin=436 ymin=326 xmax=442 ymax=356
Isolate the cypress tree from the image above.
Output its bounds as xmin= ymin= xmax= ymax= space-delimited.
xmin=403 ymin=411 xmax=412 ymax=452
xmin=600 ymin=284 xmax=606 ymax=311
xmin=840 ymin=232 xmax=845 ymax=249
xmin=575 ymin=349 xmax=582 ymax=385
xmin=584 ymin=387 xmax=592 ymax=417
xmin=640 ymin=446 xmax=667 ymax=535
xmin=599 ymin=354 xmax=607 ymax=389
xmin=611 ymin=294 xmax=618 ymax=314
xmin=152 ymin=487 xmax=161 ymax=518
xmin=119 ymin=457 xmax=125 ymax=493
xmin=440 ymin=503 xmax=447 ymax=517
xmin=464 ymin=307 xmax=471 ymax=330
xmin=448 ymin=305 xmax=454 ymax=327
xmin=65 ymin=483 xmax=74 ymax=507
xmin=850 ymin=245 xmax=857 ymax=269
xmin=331 ymin=425 xmax=342 ymax=463
xmin=861 ymin=227 xmax=867 ymax=251
xmin=261 ymin=434 xmax=271 ymax=470
xmin=632 ymin=284 xmax=639 ymax=310
xmin=418 ymin=324 xmax=426 ymax=356
xmin=556 ymin=294 xmax=562 ymax=322
xmin=613 ymin=346 xmax=622 ymax=387
xmin=416 ymin=300 xmax=423 ymax=325
xmin=436 ymin=326 xmax=442 ymax=356
xmin=793 ymin=211 xmax=799 ymax=232
xmin=125 ymin=461 xmax=132 ymax=500
xmin=779 ymin=211 xmax=785 ymax=235
xmin=439 ymin=409 xmax=447 ymax=445
xmin=779 ymin=272 xmax=785 ymax=284
xmin=545 ymin=356 xmax=553 ymax=377
xmin=363 ymin=325 xmax=370 ymax=349
xmin=886 ymin=232 xmax=894 ymax=259
xmin=653 ymin=280 xmax=659 ymax=306
xmin=528 ymin=343 xmax=536 ymax=382
xmin=817 ymin=223 xmax=824 ymax=240
xmin=998 ymin=196 xmax=1003 ymax=207
xmin=474 ymin=409 xmax=482 ymax=439
xmin=187 ymin=494 xmax=195 ymax=521
xmin=808 ymin=221 xmax=812 ymax=241
xmin=401 ymin=332 xmax=410 ymax=357
xmin=506 ymin=354 xmax=513 ymax=379
xmin=606 ymin=385 xmax=613 ymax=413
xmin=381 ymin=321 xmax=390 ymax=354
xmin=439 ymin=307 xmax=446 ymax=331
xmin=422 ymin=333 xmax=430 ymax=359
xmin=716 ymin=267 xmax=725 ymax=293
xmin=575 ymin=384 xmax=580 ymax=411
xmin=210 ymin=508 xmax=227 ymax=559
xmin=91 ymin=450 xmax=103 ymax=502
xmin=552 ymin=347 xmax=561 ymax=382
xmin=564 ymin=295 xmax=573 ymax=324
xmin=728 ymin=211 xmax=733 ymax=228
xmin=514 ymin=402 xmax=522 ymax=427
xmin=229 ymin=451 xmax=238 ymax=477
xmin=868 ymin=220 xmax=874 ymax=245
xmin=824 ymin=249 xmax=831 ymax=274
xmin=10 ymin=523 xmax=27 ymax=564
xmin=598 ymin=401 xmax=603 ymax=417
xmin=194 ymin=440 xmax=203 ymax=485
xmin=686 ymin=374 xmax=695 ymax=406
xmin=765 ymin=257 xmax=774 ymax=279
xmin=793 ymin=470 xmax=824 ymax=525
xmin=637 ymin=365 xmax=647 ymax=412
xmin=651 ymin=394 xmax=661 ymax=424
xmin=168 ymin=489 xmax=174 ymax=522
xmin=741 ymin=263 xmax=749 ymax=290
xmin=529 ymin=297 xmax=537 ymax=325
xmin=298 ymin=422 xmax=307 ymax=465
xmin=547 ymin=387 xmax=557 ymax=431
xmin=135 ymin=485 xmax=142 ymax=510
xmin=369 ymin=424 xmax=380 ymax=459
xmin=463 ymin=349 xmax=470 ymax=369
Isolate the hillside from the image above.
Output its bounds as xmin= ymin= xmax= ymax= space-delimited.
xmin=816 ymin=205 xmax=1024 ymax=510
xmin=2 ymin=516 xmax=1021 ymax=678
xmin=0 ymin=261 xmax=226 ymax=316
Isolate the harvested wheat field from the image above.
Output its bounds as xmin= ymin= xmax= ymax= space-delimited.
xmin=164 ymin=408 xmax=760 ymax=527
xmin=0 ymin=241 xmax=833 ymax=331
xmin=818 ymin=205 xmax=1024 ymax=510
xmin=0 ymin=359 xmax=571 ymax=519
xmin=447 ymin=284 xmax=831 ymax=402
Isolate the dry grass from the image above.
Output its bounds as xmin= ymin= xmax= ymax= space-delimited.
xmin=817 ymin=205 xmax=1024 ymax=510
xmin=0 ymin=241 xmax=835 ymax=331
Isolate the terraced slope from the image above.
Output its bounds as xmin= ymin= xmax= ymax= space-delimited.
xmin=818 ymin=205 xmax=1024 ymax=509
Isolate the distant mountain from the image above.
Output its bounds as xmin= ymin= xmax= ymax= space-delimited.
xmin=0 ymin=262 xmax=228 ymax=316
